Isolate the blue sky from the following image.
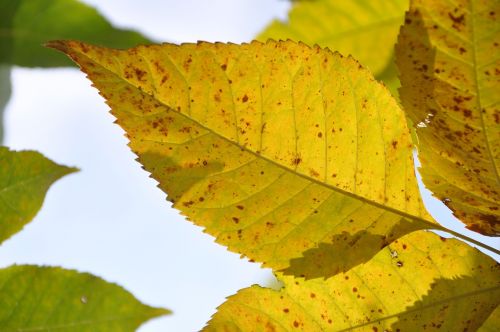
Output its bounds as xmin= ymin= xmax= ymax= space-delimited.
xmin=1 ymin=1 xmax=498 ymax=331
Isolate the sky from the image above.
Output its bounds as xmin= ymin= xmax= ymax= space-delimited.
xmin=1 ymin=1 xmax=498 ymax=331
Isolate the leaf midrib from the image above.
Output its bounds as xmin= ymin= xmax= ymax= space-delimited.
xmin=71 ymin=45 xmax=439 ymax=231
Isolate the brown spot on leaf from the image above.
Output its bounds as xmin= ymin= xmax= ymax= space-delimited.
xmin=448 ymin=12 xmax=465 ymax=24
xmin=242 ymin=95 xmax=249 ymax=103
xmin=134 ymin=68 xmax=146 ymax=81
xmin=309 ymin=169 xmax=320 ymax=177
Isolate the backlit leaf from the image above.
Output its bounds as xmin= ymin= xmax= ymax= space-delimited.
xmin=257 ymin=0 xmax=408 ymax=94
xmin=49 ymin=39 xmax=438 ymax=279
xmin=0 ymin=0 xmax=152 ymax=68
xmin=205 ymin=231 xmax=500 ymax=331
xmin=0 ymin=265 xmax=170 ymax=331
xmin=396 ymin=0 xmax=500 ymax=236
xmin=0 ymin=147 xmax=77 ymax=244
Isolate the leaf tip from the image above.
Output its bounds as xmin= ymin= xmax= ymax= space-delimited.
xmin=44 ymin=40 xmax=71 ymax=52
xmin=147 ymin=305 xmax=172 ymax=319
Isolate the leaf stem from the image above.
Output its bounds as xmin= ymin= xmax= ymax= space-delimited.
xmin=425 ymin=221 xmax=500 ymax=256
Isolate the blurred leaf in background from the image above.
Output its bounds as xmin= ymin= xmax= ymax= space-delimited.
xmin=0 ymin=0 xmax=154 ymax=143
xmin=0 ymin=147 xmax=77 ymax=244
xmin=0 ymin=265 xmax=170 ymax=331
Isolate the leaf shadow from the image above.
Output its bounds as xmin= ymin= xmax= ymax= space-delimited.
xmin=280 ymin=221 xmax=423 ymax=280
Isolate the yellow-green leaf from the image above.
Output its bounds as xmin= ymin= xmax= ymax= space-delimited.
xmin=396 ymin=0 xmax=500 ymax=235
xmin=0 ymin=147 xmax=77 ymax=244
xmin=257 ymin=0 xmax=408 ymax=95
xmin=0 ymin=265 xmax=170 ymax=331
xmin=50 ymin=39 xmax=437 ymax=279
xmin=205 ymin=231 xmax=500 ymax=331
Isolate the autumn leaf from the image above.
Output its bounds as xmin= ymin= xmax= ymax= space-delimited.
xmin=204 ymin=231 xmax=500 ymax=331
xmin=396 ymin=0 xmax=500 ymax=235
xmin=258 ymin=0 xmax=408 ymax=95
xmin=48 ymin=39 xmax=441 ymax=279
xmin=0 ymin=147 xmax=77 ymax=244
xmin=0 ymin=265 xmax=170 ymax=331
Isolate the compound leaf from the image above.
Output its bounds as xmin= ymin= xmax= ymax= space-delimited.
xmin=0 ymin=147 xmax=77 ymax=245
xmin=396 ymin=0 xmax=500 ymax=235
xmin=205 ymin=231 xmax=500 ymax=331
xmin=258 ymin=0 xmax=409 ymax=95
xmin=50 ymin=39 xmax=437 ymax=279
xmin=0 ymin=265 xmax=170 ymax=331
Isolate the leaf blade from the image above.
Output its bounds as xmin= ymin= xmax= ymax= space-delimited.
xmin=0 ymin=147 xmax=77 ymax=245
xmin=0 ymin=265 xmax=170 ymax=331
xmin=396 ymin=0 xmax=500 ymax=235
xmin=50 ymin=39 xmax=437 ymax=278
xmin=257 ymin=0 xmax=409 ymax=94
xmin=204 ymin=231 xmax=500 ymax=331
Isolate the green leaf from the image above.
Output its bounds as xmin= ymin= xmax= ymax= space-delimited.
xmin=0 ymin=265 xmax=170 ymax=331
xmin=0 ymin=147 xmax=77 ymax=244
xmin=49 ymin=39 xmax=440 ymax=279
xmin=204 ymin=231 xmax=500 ymax=331
xmin=396 ymin=0 xmax=500 ymax=235
xmin=257 ymin=0 xmax=408 ymax=94
xmin=0 ymin=0 xmax=153 ymax=68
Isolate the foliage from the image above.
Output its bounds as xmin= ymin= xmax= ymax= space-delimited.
xmin=206 ymin=232 xmax=498 ymax=331
xmin=0 ymin=265 xmax=169 ymax=331
xmin=258 ymin=0 xmax=408 ymax=95
xmin=396 ymin=0 xmax=499 ymax=235
xmin=0 ymin=148 xmax=169 ymax=331
xmin=1 ymin=0 xmax=499 ymax=330
xmin=0 ymin=1 xmax=167 ymax=330
xmin=48 ymin=38 xmax=437 ymax=280
xmin=0 ymin=147 xmax=77 ymax=244
xmin=0 ymin=0 xmax=153 ymax=143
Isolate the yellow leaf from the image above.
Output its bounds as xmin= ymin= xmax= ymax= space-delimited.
xmin=396 ymin=0 xmax=500 ymax=235
xmin=204 ymin=231 xmax=500 ymax=331
xmin=49 ymin=39 xmax=437 ymax=279
xmin=257 ymin=0 xmax=409 ymax=95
